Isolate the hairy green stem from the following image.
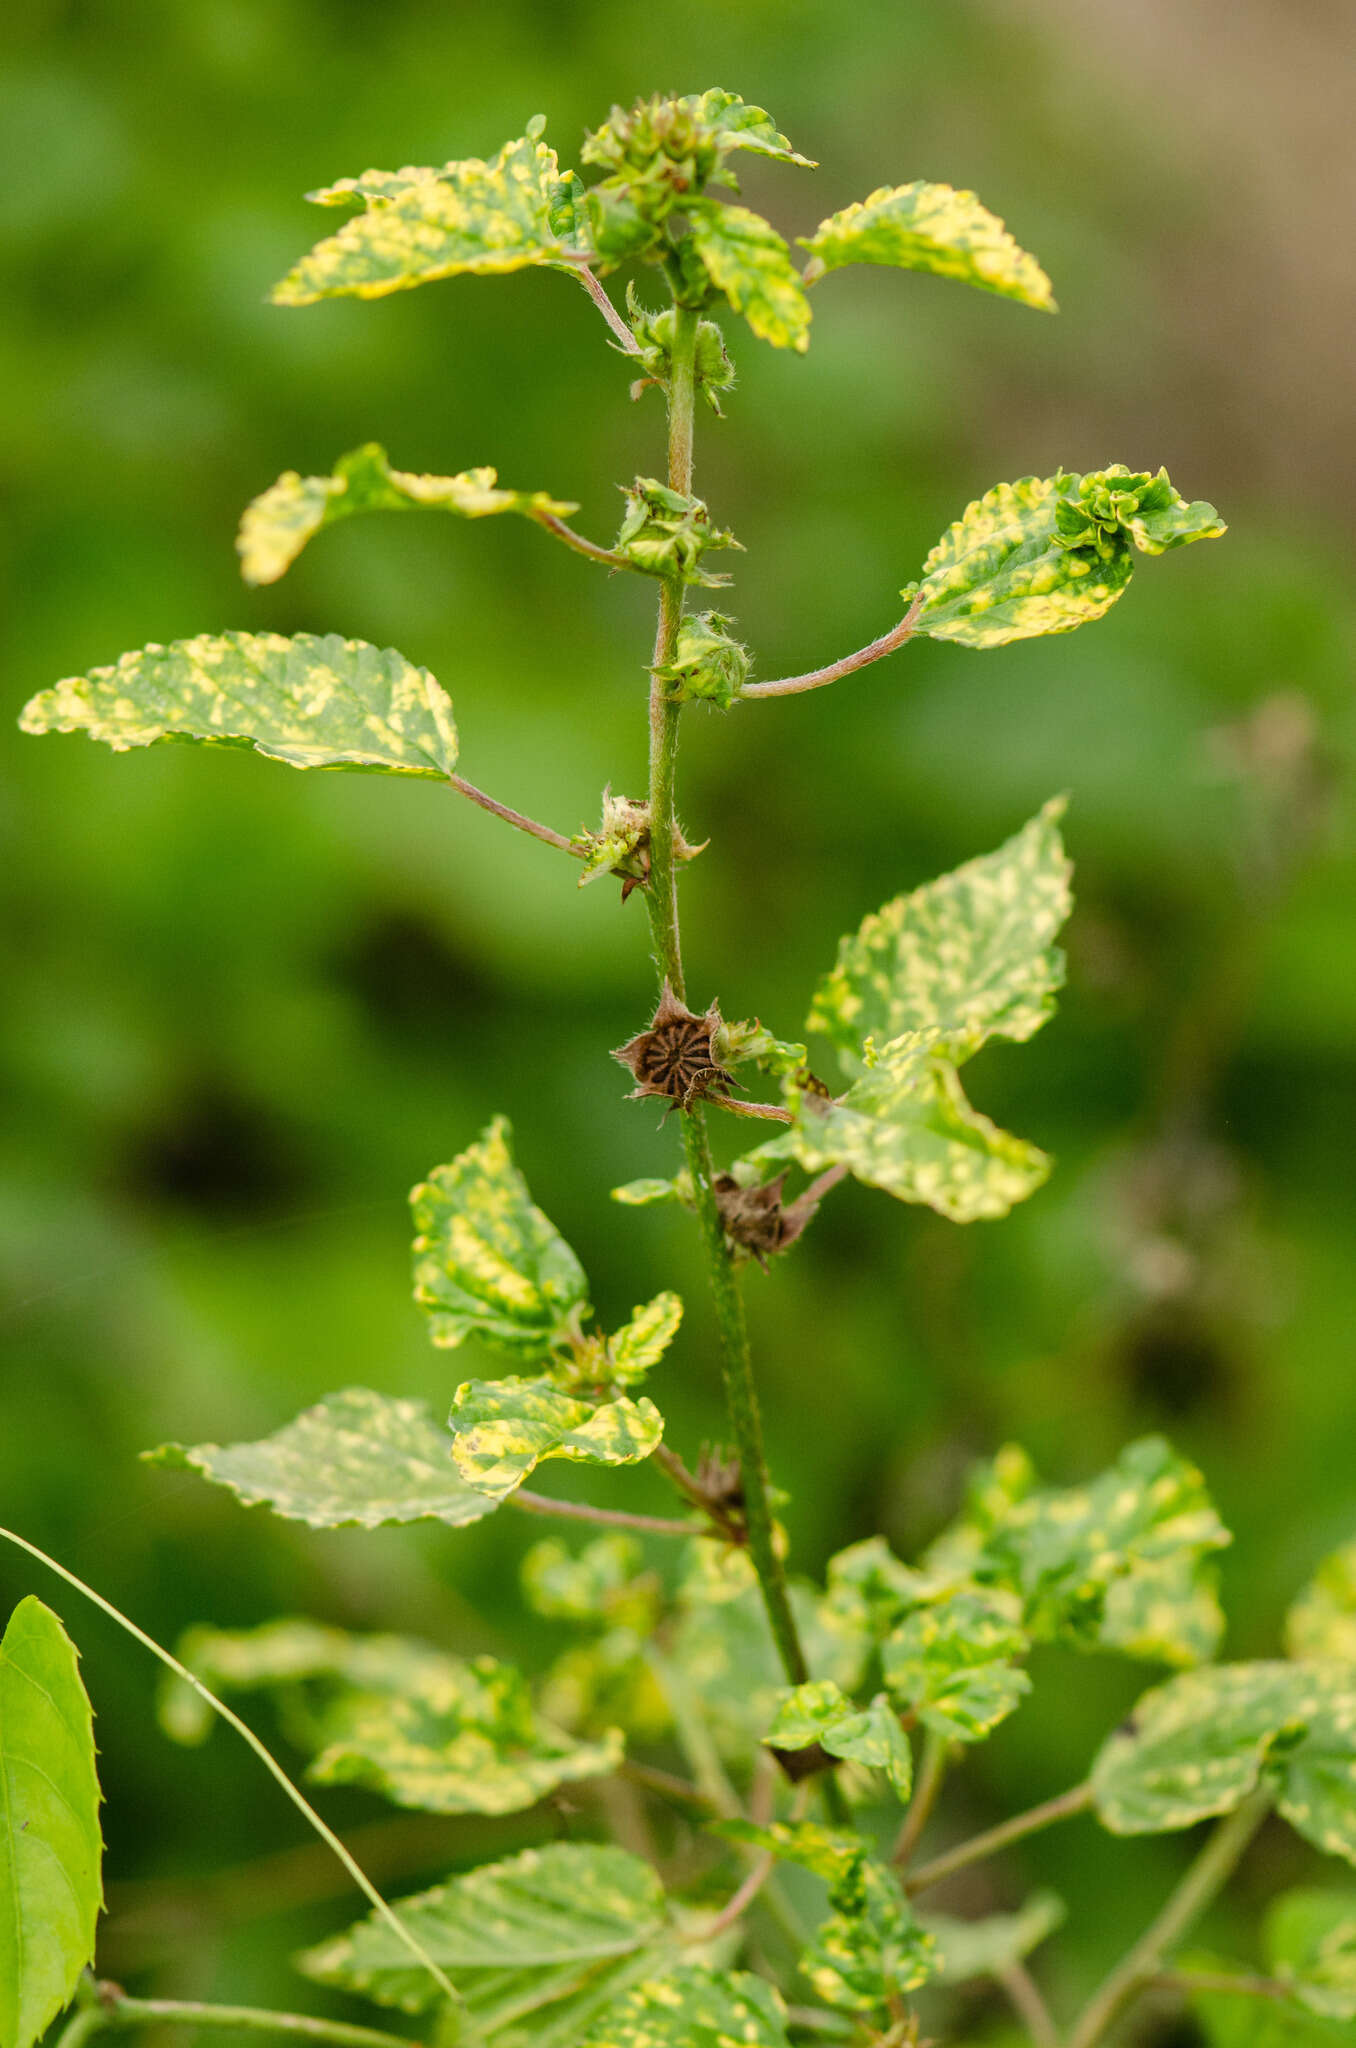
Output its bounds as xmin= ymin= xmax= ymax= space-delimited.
xmin=891 ymin=1728 xmax=949 ymax=1869
xmin=449 ymin=773 xmax=580 ymax=855
xmin=0 ymin=1527 xmax=461 ymax=2013
xmin=68 ymin=1985 xmax=421 ymax=2048
xmin=1066 ymin=1789 xmax=1271 ymax=2048
xmin=904 ymin=1779 xmax=1092 ymax=1894
xmin=640 ymin=296 xmax=809 ymax=1692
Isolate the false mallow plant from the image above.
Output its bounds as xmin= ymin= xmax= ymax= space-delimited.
xmin=8 ymin=86 xmax=1356 ymax=2048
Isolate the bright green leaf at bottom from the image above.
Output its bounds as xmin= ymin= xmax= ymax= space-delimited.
xmin=449 ymin=1377 xmax=663 ymax=1500
xmin=0 ymin=1598 xmax=103 ymax=2048
xmin=144 ymin=1388 xmax=497 ymax=1530
xmin=298 ymin=1841 xmax=666 ymax=2014
xmin=20 ymin=632 xmax=458 ymax=777
xmin=237 ymin=442 xmax=578 ymax=586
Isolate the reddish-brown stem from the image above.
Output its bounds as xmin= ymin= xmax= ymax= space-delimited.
xmin=576 ymin=267 xmax=642 ymax=353
xmin=531 ymin=511 xmax=631 ymax=570
xmin=448 ymin=774 xmax=580 ymax=855
xmin=740 ymin=597 xmax=924 ymax=699
xmin=509 ymin=1490 xmax=697 ymax=1537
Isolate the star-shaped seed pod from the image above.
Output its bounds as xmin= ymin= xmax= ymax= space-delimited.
xmin=612 ymin=983 xmax=735 ymax=1110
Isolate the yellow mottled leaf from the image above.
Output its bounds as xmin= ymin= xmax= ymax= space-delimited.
xmin=687 ymin=200 xmax=811 ymax=352
xmin=801 ymin=179 xmax=1055 ymax=311
xmin=448 ymin=1377 xmax=663 ymax=1501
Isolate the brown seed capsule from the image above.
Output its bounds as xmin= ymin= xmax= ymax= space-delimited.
xmin=714 ymin=1171 xmax=821 ymax=1268
xmin=612 ymin=983 xmax=735 ymax=1111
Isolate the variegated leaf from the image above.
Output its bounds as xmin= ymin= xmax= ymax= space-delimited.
xmin=161 ymin=1617 xmax=620 ymax=1817
xmin=800 ymin=180 xmax=1055 ymax=312
xmin=144 ymin=1388 xmax=495 ymax=1531
xmin=577 ymin=1966 xmax=791 ymax=2048
xmin=19 ymin=631 xmax=458 ymax=777
xmin=687 ymin=201 xmax=811 ymax=352
xmin=688 ymin=88 xmax=815 ymax=168
xmin=713 ymin=1819 xmax=868 ymax=1886
xmin=297 ymin=1842 xmax=667 ymax=2015
xmin=809 ymin=798 xmax=1071 ymax=1066
xmin=1287 ymin=1541 xmax=1356 ymax=1663
xmin=905 ymin=467 xmax=1224 ymax=649
xmin=237 ymin=442 xmax=577 ymax=587
xmin=607 ymin=1292 xmax=683 ymax=1384
xmin=0 ymin=1599 xmax=103 ymax=2048
xmin=272 ymin=118 xmax=591 ymax=305
xmin=448 ymin=1378 xmax=663 ymax=1501
xmin=758 ymin=1031 xmax=1052 ymax=1223
xmin=882 ymin=1586 xmax=1031 ymax=1744
xmin=521 ymin=1534 xmax=661 ymax=1630
xmin=1266 ymin=1890 xmax=1356 ymax=2024
xmin=923 ymin=1892 xmax=1066 ymax=1985
xmin=926 ymin=1436 xmax=1229 ymax=1664
xmin=1093 ymin=1662 xmax=1356 ymax=1863
xmin=411 ymin=1117 xmax=591 ymax=1363
xmin=765 ymin=1680 xmax=912 ymax=1797
xmin=803 ymin=1862 xmax=936 ymax=2015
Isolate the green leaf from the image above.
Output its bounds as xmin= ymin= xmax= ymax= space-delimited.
xmin=521 ymin=1534 xmax=661 ymax=1631
xmin=0 ymin=1598 xmax=102 ymax=2048
xmin=923 ymin=1891 xmax=1066 ymax=1985
xmin=610 ymin=1178 xmax=683 ymax=1208
xmin=904 ymin=467 xmax=1224 ymax=649
xmin=577 ymin=1966 xmax=791 ymax=2047
xmin=686 ymin=88 xmax=815 ymax=168
xmin=19 ymin=631 xmax=459 ymax=777
xmin=800 ymin=180 xmax=1055 ymax=311
xmin=162 ymin=1617 xmax=621 ymax=1817
xmin=757 ymin=1030 xmax=1053 ymax=1222
xmin=882 ymin=1586 xmax=1031 ymax=1744
xmin=927 ymin=1436 xmax=1229 ymax=1664
xmin=297 ymin=1841 xmax=667 ymax=2014
xmin=448 ymin=1378 xmax=663 ymax=1502
xmin=237 ymin=442 xmax=578 ymax=587
xmin=144 ymin=1388 xmax=496 ymax=1532
xmin=712 ymin=1819 xmax=868 ymax=1887
xmin=802 ymin=1861 xmax=936 ymax=2015
xmin=1287 ymin=1542 xmax=1356 ymax=1663
xmin=607 ymin=1293 xmax=683 ymax=1384
xmin=809 ymin=798 xmax=1072 ymax=1066
xmin=1092 ymin=1662 xmax=1356 ymax=1861
xmin=765 ymin=1680 xmax=912 ymax=1798
xmin=1268 ymin=1890 xmax=1356 ymax=2023
xmin=687 ymin=201 xmax=812 ymax=352
xmin=411 ymin=1117 xmax=592 ymax=1364
xmin=271 ymin=120 xmax=592 ymax=305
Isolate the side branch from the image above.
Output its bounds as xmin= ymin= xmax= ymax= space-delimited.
xmin=509 ymin=1489 xmax=698 ymax=1537
xmin=741 ymin=597 xmax=924 ymax=700
xmin=904 ymin=1780 xmax=1092 ymax=1890
xmin=531 ymin=510 xmax=631 ymax=570
xmin=448 ymin=774 xmax=580 ymax=856
xmin=576 ymin=267 xmax=642 ymax=354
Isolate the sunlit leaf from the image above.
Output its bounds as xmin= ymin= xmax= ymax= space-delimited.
xmin=577 ymin=1966 xmax=791 ymax=2047
xmin=926 ymin=1436 xmax=1229 ymax=1664
xmin=0 ymin=1599 xmax=102 ymax=2048
xmin=800 ymin=180 xmax=1055 ymax=311
xmin=272 ymin=118 xmax=592 ymax=304
xmin=882 ymin=1586 xmax=1031 ymax=1744
xmin=411 ymin=1117 xmax=592 ymax=1364
xmin=802 ymin=1862 xmax=935 ymax=2014
xmin=687 ymin=201 xmax=812 ymax=352
xmin=237 ymin=442 xmax=578 ymax=586
xmin=144 ymin=1388 xmax=496 ymax=1532
xmin=757 ymin=1030 xmax=1052 ymax=1222
xmin=903 ymin=468 xmax=1224 ymax=649
xmin=809 ymin=798 xmax=1071 ymax=1065
xmin=298 ymin=1842 xmax=666 ymax=2014
xmin=19 ymin=631 xmax=458 ymax=777
xmin=448 ymin=1378 xmax=663 ymax=1501
xmin=765 ymin=1679 xmax=912 ymax=1797
xmin=1092 ymin=1662 xmax=1356 ymax=1861
xmin=161 ymin=1616 xmax=620 ymax=1817
xmin=1287 ymin=1541 xmax=1356 ymax=1663
xmin=923 ymin=1891 xmax=1066 ymax=1985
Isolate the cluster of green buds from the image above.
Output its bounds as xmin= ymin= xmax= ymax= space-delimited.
xmin=614 ymin=478 xmax=739 ymax=583
xmin=625 ymin=287 xmax=735 ymax=411
xmin=652 ymin=611 xmax=750 ymax=707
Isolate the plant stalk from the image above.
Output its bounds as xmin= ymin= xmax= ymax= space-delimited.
xmin=66 ymin=1986 xmax=422 ymax=2048
xmin=509 ymin=1488 xmax=696 ymax=1535
xmin=641 ymin=297 xmax=809 ymax=1692
xmin=904 ymin=1779 xmax=1093 ymax=1893
xmin=1066 ymin=1788 xmax=1271 ymax=2048
xmin=740 ymin=598 xmax=923 ymax=699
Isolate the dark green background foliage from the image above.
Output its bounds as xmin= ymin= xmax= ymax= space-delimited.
xmin=3 ymin=0 xmax=1354 ymax=2029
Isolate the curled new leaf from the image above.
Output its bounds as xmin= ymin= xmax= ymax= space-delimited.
xmin=803 ymin=1862 xmax=936 ymax=2015
xmin=448 ymin=1377 xmax=663 ymax=1502
xmin=411 ymin=1117 xmax=592 ymax=1363
xmin=237 ymin=442 xmax=578 ymax=586
xmin=614 ymin=478 xmax=740 ymax=583
xmin=272 ymin=118 xmax=592 ymax=304
xmin=653 ymin=611 xmax=751 ymax=708
xmin=687 ymin=200 xmax=812 ymax=352
xmin=809 ymin=797 xmax=1072 ymax=1065
xmin=0 ymin=1599 xmax=103 ymax=2048
xmin=882 ymin=1586 xmax=1031 ymax=1744
xmin=606 ymin=1292 xmax=684 ymax=1383
xmin=20 ymin=631 xmax=459 ymax=778
xmin=904 ymin=467 xmax=1225 ymax=649
xmin=144 ymin=1388 xmax=498 ymax=1530
xmin=801 ymin=180 xmax=1055 ymax=311
xmin=765 ymin=1679 xmax=913 ymax=1797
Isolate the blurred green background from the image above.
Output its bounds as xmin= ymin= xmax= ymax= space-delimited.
xmin=3 ymin=0 xmax=1354 ymax=2036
